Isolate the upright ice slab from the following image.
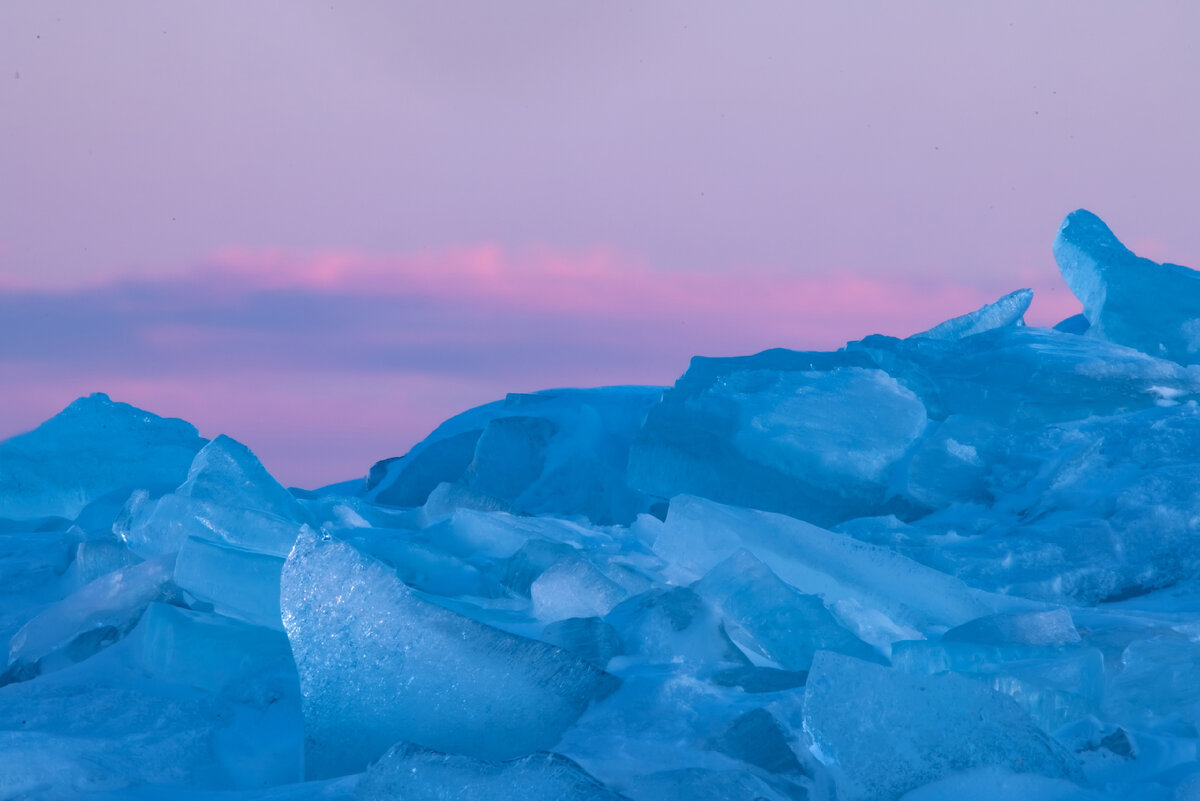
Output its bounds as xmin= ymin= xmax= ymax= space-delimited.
xmin=280 ymin=530 xmax=619 ymax=778
xmin=1054 ymin=209 xmax=1200 ymax=364
xmin=0 ymin=394 xmax=205 ymax=521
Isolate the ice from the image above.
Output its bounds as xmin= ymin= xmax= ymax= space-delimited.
xmin=280 ymin=529 xmax=619 ymax=778
xmin=942 ymin=609 xmax=1081 ymax=647
xmin=804 ymin=651 xmax=1082 ymax=801
xmin=629 ymin=357 xmax=927 ymax=525
xmin=707 ymin=706 xmax=806 ymax=775
xmin=5 ymin=553 xmax=177 ymax=681
xmin=1054 ymin=209 xmax=1200 ymax=364
xmin=365 ymin=387 xmax=662 ymax=523
xmin=120 ymin=435 xmax=312 ymax=560
xmin=694 ymin=549 xmax=881 ymax=669
xmin=541 ymin=617 xmax=624 ymax=668
xmin=0 ymin=393 xmax=205 ymax=521
xmin=604 ymin=586 xmax=750 ymax=666
xmin=914 ymin=288 xmax=1034 ymax=341
xmin=890 ymin=639 xmax=1105 ymax=732
xmin=653 ymin=495 xmax=1009 ymax=637
xmin=532 ymin=559 xmax=628 ymax=621
xmin=172 ymin=537 xmax=285 ymax=630
xmin=12 ymin=209 xmax=1200 ymax=798
xmin=127 ymin=602 xmax=295 ymax=694
xmin=624 ymin=768 xmax=800 ymax=801
xmin=355 ymin=742 xmax=625 ymax=801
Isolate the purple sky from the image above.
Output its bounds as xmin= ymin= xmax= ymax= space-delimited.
xmin=3 ymin=2 xmax=1199 ymax=487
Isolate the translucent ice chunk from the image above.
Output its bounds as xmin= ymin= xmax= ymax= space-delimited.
xmin=890 ymin=640 xmax=1104 ymax=732
xmin=179 ymin=435 xmax=310 ymax=523
xmin=1054 ymin=209 xmax=1200 ymax=364
xmin=914 ymin=288 xmax=1033 ymax=341
xmin=694 ymin=549 xmax=881 ymax=670
xmin=126 ymin=602 xmax=296 ymax=695
xmin=173 ymin=537 xmax=285 ymax=630
xmin=541 ymin=617 xmax=624 ymax=668
xmin=280 ymin=530 xmax=619 ymax=778
xmin=943 ymin=609 xmax=1081 ymax=647
xmin=0 ymin=393 xmax=205 ymax=521
xmin=803 ymin=651 xmax=1082 ymax=801
xmin=5 ymin=553 xmax=177 ymax=680
xmin=604 ymin=586 xmax=749 ymax=666
xmin=355 ymin=742 xmax=625 ymax=801
xmin=531 ymin=560 xmax=628 ymax=622
xmin=366 ymin=387 xmax=662 ymax=524
xmin=630 ymin=356 xmax=926 ymax=525
xmin=121 ymin=436 xmax=310 ymax=559
xmin=654 ymin=496 xmax=1006 ymax=636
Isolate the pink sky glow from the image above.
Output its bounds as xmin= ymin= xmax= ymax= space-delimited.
xmin=0 ymin=243 xmax=1082 ymax=486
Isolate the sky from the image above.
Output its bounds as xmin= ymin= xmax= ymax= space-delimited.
xmin=2 ymin=1 xmax=1199 ymax=488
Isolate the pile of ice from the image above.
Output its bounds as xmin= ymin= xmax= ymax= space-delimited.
xmin=3 ymin=210 xmax=1200 ymax=800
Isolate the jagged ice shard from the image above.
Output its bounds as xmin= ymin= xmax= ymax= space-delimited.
xmin=4 ymin=210 xmax=1200 ymax=799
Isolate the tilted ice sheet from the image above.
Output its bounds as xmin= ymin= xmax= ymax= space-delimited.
xmin=913 ymin=288 xmax=1033 ymax=341
xmin=280 ymin=529 xmax=619 ymax=778
xmin=654 ymin=495 xmax=1017 ymax=638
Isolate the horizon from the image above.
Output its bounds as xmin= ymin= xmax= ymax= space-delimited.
xmin=3 ymin=2 xmax=1199 ymax=486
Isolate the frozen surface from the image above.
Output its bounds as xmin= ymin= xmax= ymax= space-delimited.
xmin=5 ymin=210 xmax=1200 ymax=799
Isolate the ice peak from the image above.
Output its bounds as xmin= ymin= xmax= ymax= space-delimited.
xmin=1054 ymin=209 xmax=1200 ymax=364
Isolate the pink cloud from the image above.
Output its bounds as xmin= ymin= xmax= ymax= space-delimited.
xmin=0 ymin=242 xmax=1081 ymax=487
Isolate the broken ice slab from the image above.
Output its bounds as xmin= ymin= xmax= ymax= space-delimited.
xmin=540 ymin=617 xmax=624 ymax=669
xmin=628 ymin=352 xmax=927 ymax=527
xmin=1054 ymin=209 xmax=1200 ymax=365
xmin=364 ymin=387 xmax=662 ymax=524
xmin=0 ymin=393 xmax=205 ymax=521
xmin=173 ymin=536 xmax=285 ymax=630
xmin=803 ymin=651 xmax=1082 ymax=801
xmin=693 ymin=549 xmax=881 ymax=670
xmin=890 ymin=637 xmax=1105 ymax=733
xmin=531 ymin=559 xmax=629 ymax=622
xmin=280 ymin=529 xmax=619 ymax=778
xmin=848 ymin=325 xmax=1200 ymax=430
xmin=604 ymin=586 xmax=750 ymax=667
xmin=913 ymin=288 xmax=1033 ymax=341
xmin=355 ymin=742 xmax=626 ymax=801
xmin=4 ymin=552 xmax=178 ymax=682
xmin=1104 ymin=633 xmax=1200 ymax=735
xmin=119 ymin=435 xmax=313 ymax=560
xmin=653 ymin=495 xmax=1013 ymax=639
xmin=126 ymin=602 xmax=296 ymax=694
